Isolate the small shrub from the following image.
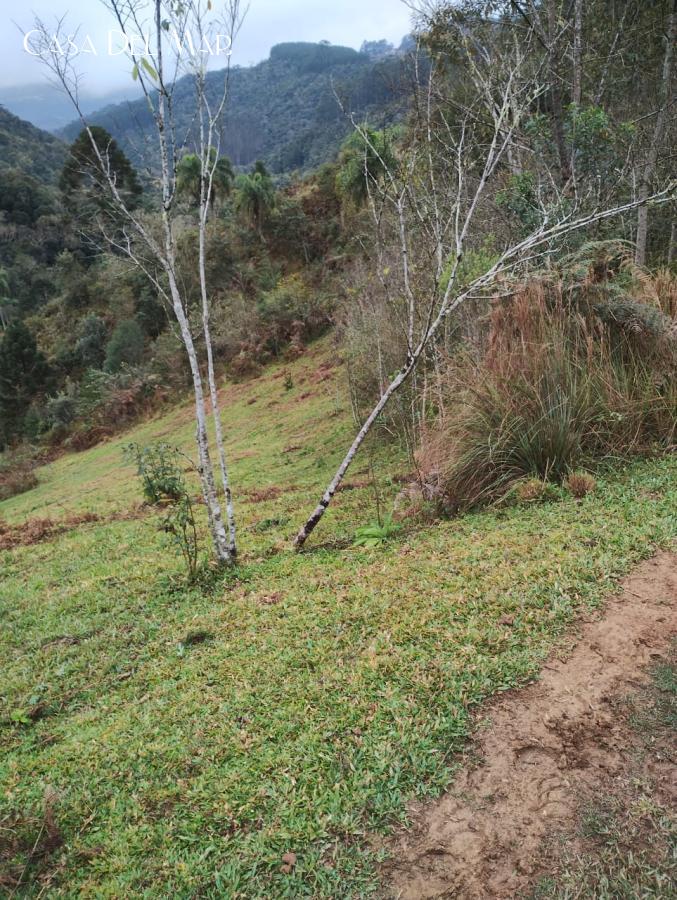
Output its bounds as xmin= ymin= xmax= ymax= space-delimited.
xmin=514 ymin=478 xmax=554 ymax=504
xmin=124 ymin=442 xmax=186 ymax=505
xmin=124 ymin=442 xmax=200 ymax=580
xmin=45 ymin=392 xmax=77 ymax=429
xmin=565 ymin=471 xmax=597 ymax=499
xmin=353 ymin=514 xmax=401 ymax=549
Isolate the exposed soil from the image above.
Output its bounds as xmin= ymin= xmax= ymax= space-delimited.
xmin=381 ymin=552 xmax=677 ymax=899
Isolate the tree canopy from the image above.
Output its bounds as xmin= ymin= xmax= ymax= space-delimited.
xmin=0 ymin=320 xmax=51 ymax=445
xmin=60 ymin=126 xmax=142 ymax=213
xmin=176 ymin=150 xmax=234 ymax=208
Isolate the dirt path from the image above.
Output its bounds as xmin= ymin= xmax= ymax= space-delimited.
xmin=381 ymin=552 xmax=677 ymax=899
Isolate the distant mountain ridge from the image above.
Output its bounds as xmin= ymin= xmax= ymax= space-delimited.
xmin=58 ymin=40 xmax=413 ymax=175
xmin=0 ymin=83 xmax=142 ymax=133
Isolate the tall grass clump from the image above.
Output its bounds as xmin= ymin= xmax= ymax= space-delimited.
xmin=421 ymin=247 xmax=676 ymax=513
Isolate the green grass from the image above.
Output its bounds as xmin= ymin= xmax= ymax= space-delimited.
xmin=1 ymin=337 xmax=676 ymax=896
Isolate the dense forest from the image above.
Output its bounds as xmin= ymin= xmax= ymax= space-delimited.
xmin=0 ymin=106 xmax=66 ymax=182
xmin=59 ymin=39 xmax=414 ymax=174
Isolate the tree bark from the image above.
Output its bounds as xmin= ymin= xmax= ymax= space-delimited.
xmin=547 ymin=0 xmax=572 ymax=183
xmin=572 ymin=0 xmax=584 ymax=106
xmin=293 ymin=357 xmax=418 ymax=549
xmin=668 ymin=217 xmax=677 ymax=266
xmin=635 ymin=0 xmax=676 ymax=267
xmin=198 ymin=210 xmax=237 ymax=558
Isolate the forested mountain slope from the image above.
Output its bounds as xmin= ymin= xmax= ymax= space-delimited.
xmin=0 ymin=106 xmax=66 ymax=184
xmin=59 ymin=41 xmax=413 ymax=174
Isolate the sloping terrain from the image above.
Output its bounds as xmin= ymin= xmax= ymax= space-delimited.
xmin=58 ymin=42 xmax=411 ymax=174
xmin=0 ymin=106 xmax=66 ymax=184
xmin=382 ymin=553 xmax=677 ymax=898
xmin=0 ymin=84 xmax=140 ymax=134
xmin=1 ymin=338 xmax=675 ymax=896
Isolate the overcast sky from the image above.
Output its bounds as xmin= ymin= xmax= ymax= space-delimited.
xmin=1 ymin=1 xmax=414 ymax=92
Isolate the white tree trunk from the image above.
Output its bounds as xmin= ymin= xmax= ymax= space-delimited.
xmin=166 ymin=260 xmax=232 ymax=563
xmin=198 ymin=211 xmax=237 ymax=557
xmin=151 ymin=0 xmax=232 ymax=565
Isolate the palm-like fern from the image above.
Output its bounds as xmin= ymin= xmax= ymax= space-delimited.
xmin=176 ymin=149 xmax=234 ymax=209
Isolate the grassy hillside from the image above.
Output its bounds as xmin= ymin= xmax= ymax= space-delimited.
xmin=1 ymin=338 xmax=675 ymax=896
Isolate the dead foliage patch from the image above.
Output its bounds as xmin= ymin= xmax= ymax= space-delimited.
xmin=242 ymin=486 xmax=283 ymax=503
xmin=0 ymin=789 xmax=64 ymax=892
xmin=68 ymin=426 xmax=114 ymax=453
xmin=0 ymin=513 xmax=100 ymax=550
xmin=0 ymin=464 xmax=38 ymax=502
xmin=0 ymin=505 xmax=148 ymax=551
xmin=336 ymin=479 xmax=371 ymax=493
xmin=310 ymin=360 xmax=337 ymax=383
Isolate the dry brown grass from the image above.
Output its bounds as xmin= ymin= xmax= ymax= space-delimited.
xmin=419 ymin=260 xmax=677 ymax=513
xmin=0 ymin=464 xmax=38 ymax=502
xmin=515 ymin=478 xmax=550 ymax=503
xmin=565 ymin=472 xmax=597 ymax=499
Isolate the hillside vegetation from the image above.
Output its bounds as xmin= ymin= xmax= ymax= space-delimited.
xmin=1 ymin=338 xmax=675 ymax=895
xmin=1 ymin=0 xmax=676 ymax=895
xmin=0 ymin=106 xmax=66 ymax=184
xmin=59 ymin=41 xmax=412 ymax=175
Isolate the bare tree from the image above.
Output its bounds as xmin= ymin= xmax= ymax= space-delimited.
xmin=173 ymin=1 xmax=242 ymax=558
xmin=29 ymin=0 xmax=243 ymax=565
xmin=293 ymin=3 xmax=674 ymax=550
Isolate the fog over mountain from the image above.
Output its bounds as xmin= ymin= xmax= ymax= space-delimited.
xmin=0 ymin=83 xmax=143 ymax=133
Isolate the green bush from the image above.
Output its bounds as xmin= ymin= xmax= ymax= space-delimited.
xmin=75 ymin=315 xmax=108 ymax=369
xmin=124 ymin=443 xmax=200 ymax=580
xmin=353 ymin=515 xmax=401 ymax=548
xmin=104 ymin=320 xmax=145 ymax=373
xmin=257 ymin=274 xmax=331 ymax=353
